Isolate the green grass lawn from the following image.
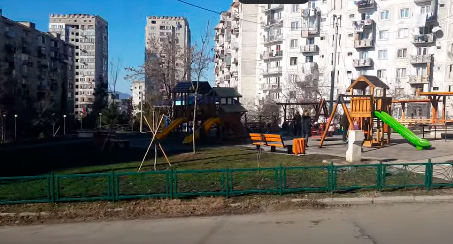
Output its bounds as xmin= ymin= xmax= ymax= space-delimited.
xmin=0 ymin=146 xmax=430 ymax=203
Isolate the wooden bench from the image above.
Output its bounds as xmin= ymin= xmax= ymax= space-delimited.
xmin=249 ymin=133 xmax=266 ymax=150
xmin=263 ymin=134 xmax=293 ymax=154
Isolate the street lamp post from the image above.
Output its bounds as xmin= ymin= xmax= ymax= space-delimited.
xmin=14 ymin=114 xmax=17 ymax=141
xmin=63 ymin=115 xmax=66 ymax=135
xmin=99 ymin=113 xmax=102 ymax=129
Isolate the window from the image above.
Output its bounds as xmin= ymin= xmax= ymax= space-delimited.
xmin=378 ymin=50 xmax=387 ymax=59
xmin=397 ymin=48 xmax=407 ymax=58
xmin=291 ymin=4 xmax=299 ymax=12
xmin=417 ymin=47 xmax=428 ymax=55
xmin=400 ymin=8 xmax=410 ymax=18
xmin=416 ymin=67 xmax=427 ymax=75
xmin=348 ymin=33 xmax=353 ymax=37
xmin=307 ymin=38 xmax=314 ymax=44
xmin=398 ymin=28 xmax=409 ymax=38
xmin=433 ymin=87 xmax=439 ymax=91
xmin=347 ymin=71 xmax=352 ymax=78
xmin=379 ymin=30 xmax=388 ymax=40
xmin=396 ymin=68 xmax=407 ymax=78
xmin=347 ymin=52 xmax=352 ymax=56
xmin=289 ymin=74 xmax=297 ymax=82
xmin=306 ymin=56 xmax=313 ymax=62
xmin=291 ymin=21 xmax=299 ymax=30
xmin=290 ymin=57 xmax=297 ymax=65
xmin=290 ymin=39 xmax=298 ymax=49
xmin=421 ymin=5 xmax=431 ymax=14
xmin=377 ymin=69 xmax=386 ymax=79
xmin=448 ymin=65 xmax=453 ymax=78
xmin=380 ymin=10 xmax=390 ymax=20
xmin=359 ymin=51 xmax=368 ymax=59
xmin=349 ymin=14 xmax=354 ymax=18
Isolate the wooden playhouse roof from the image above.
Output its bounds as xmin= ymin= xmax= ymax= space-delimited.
xmin=347 ymin=75 xmax=389 ymax=91
xmin=172 ymin=81 xmax=212 ymax=94
xmin=209 ymin=87 xmax=242 ymax=98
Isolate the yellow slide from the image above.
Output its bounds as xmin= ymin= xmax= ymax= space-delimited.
xmin=182 ymin=117 xmax=222 ymax=144
xmin=155 ymin=118 xmax=187 ymax=140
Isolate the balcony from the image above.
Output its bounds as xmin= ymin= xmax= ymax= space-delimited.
xmin=300 ymin=44 xmax=319 ymax=53
xmin=410 ymin=54 xmax=432 ymax=64
xmin=353 ymin=58 xmax=373 ymax=68
xmin=356 ymin=0 xmax=376 ymax=12
xmin=301 ymin=8 xmax=320 ymax=18
xmin=414 ymin=0 xmax=432 ymax=4
xmin=412 ymin=34 xmax=435 ymax=45
xmin=263 ymin=66 xmax=282 ymax=76
xmin=353 ymin=19 xmax=374 ymax=32
xmin=408 ymin=75 xmax=430 ymax=84
xmin=263 ymin=18 xmax=283 ymax=28
xmin=301 ymin=26 xmax=320 ymax=37
xmin=264 ymin=35 xmax=283 ymax=45
xmin=261 ymin=83 xmax=281 ymax=91
xmin=261 ymin=50 xmax=283 ymax=60
xmin=232 ymin=41 xmax=239 ymax=49
xmin=354 ymin=39 xmax=374 ymax=48
xmin=264 ymin=4 xmax=283 ymax=12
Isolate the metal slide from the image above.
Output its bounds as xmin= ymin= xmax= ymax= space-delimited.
xmin=182 ymin=117 xmax=222 ymax=144
xmin=374 ymin=111 xmax=431 ymax=150
xmin=155 ymin=118 xmax=188 ymax=140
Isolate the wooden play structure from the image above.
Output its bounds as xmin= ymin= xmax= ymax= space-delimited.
xmin=155 ymin=82 xmax=247 ymax=143
xmin=392 ymin=91 xmax=453 ymax=126
xmin=319 ymin=75 xmax=393 ymax=148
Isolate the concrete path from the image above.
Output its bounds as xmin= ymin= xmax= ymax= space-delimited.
xmin=2 ymin=203 xmax=453 ymax=244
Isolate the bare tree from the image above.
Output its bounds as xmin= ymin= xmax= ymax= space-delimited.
xmin=190 ymin=21 xmax=213 ymax=153
xmin=109 ymin=57 xmax=123 ymax=96
xmin=281 ymin=62 xmax=326 ymax=103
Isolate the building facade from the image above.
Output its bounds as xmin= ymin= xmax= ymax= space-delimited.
xmin=214 ymin=0 xmax=453 ymax=117
xmin=48 ymin=14 xmax=108 ymax=115
xmin=145 ymin=16 xmax=191 ymax=92
xmin=130 ymin=80 xmax=145 ymax=114
xmin=0 ymin=9 xmax=75 ymax=116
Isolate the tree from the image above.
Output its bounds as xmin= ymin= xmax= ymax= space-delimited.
xmin=281 ymin=62 xmax=326 ymax=104
xmin=190 ymin=21 xmax=213 ymax=153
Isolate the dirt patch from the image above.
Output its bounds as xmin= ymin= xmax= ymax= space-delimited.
xmin=0 ymin=195 xmax=326 ymax=226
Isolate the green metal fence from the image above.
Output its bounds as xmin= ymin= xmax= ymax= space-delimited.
xmin=1 ymin=160 xmax=453 ymax=205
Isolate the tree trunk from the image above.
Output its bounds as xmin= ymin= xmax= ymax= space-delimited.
xmin=192 ymin=80 xmax=199 ymax=153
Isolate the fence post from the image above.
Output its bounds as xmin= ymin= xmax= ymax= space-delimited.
xmin=170 ymin=168 xmax=174 ymax=199
xmin=377 ymin=161 xmax=382 ymax=190
xmin=50 ymin=172 xmax=55 ymax=203
xmin=329 ymin=162 xmax=335 ymax=194
xmin=111 ymin=172 xmax=116 ymax=201
xmin=279 ymin=164 xmax=283 ymax=195
xmin=427 ymin=159 xmax=433 ymax=191
xmin=225 ymin=168 xmax=229 ymax=198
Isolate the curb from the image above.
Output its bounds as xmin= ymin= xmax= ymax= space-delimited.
xmin=2 ymin=195 xmax=453 ymax=217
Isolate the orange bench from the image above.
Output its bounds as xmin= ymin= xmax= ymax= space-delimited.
xmin=249 ymin=133 xmax=266 ymax=150
xmin=263 ymin=134 xmax=293 ymax=154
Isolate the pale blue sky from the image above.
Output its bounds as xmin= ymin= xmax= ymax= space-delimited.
xmin=1 ymin=0 xmax=232 ymax=94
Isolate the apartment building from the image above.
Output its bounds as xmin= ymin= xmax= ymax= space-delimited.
xmin=214 ymin=0 xmax=453 ymax=116
xmin=130 ymin=80 xmax=145 ymax=114
xmin=0 ymin=9 xmax=75 ymax=115
xmin=48 ymin=14 xmax=108 ymax=115
xmin=145 ymin=16 xmax=191 ymax=90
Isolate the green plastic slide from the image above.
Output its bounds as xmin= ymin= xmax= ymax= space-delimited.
xmin=374 ymin=111 xmax=431 ymax=150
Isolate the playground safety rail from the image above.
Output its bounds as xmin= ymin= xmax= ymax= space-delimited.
xmin=1 ymin=160 xmax=453 ymax=205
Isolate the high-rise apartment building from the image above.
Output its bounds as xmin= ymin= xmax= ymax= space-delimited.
xmin=130 ymin=80 xmax=145 ymax=114
xmin=0 ymin=9 xmax=75 ymax=116
xmin=49 ymin=14 xmax=108 ymax=115
xmin=215 ymin=0 xmax=453 ymax=117
xmin=144 ymin=16 xmax=191 ymax=92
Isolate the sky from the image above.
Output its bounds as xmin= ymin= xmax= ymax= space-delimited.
xmin=1 ymin=0 xmax=232 ymax=94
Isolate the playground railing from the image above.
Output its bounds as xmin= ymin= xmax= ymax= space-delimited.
xmin=1 ymin=160 xmax=453 ymax=205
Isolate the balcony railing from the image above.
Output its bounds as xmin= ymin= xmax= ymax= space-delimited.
xmin=261 ymin=50 xmax=283 ymax=60
xmin=264 ymin=35 xmax=283 ymax=45
xmin=232 ymin=42 xmax=239 ymax=49
xmin=353 ymin=58 xmax=373 ymax=67
xmin=353 ymin=19 xmax=374 ymax=32
xmin=263 ymin=66 xmax=282 ymax=75
xmin=414 ymin=0 xmax=432 ymax=3
xmin=356 ymin=0 xmax=376 ymax=11
xmin=264 ymin=4 xmax=283 ymax=12
xmin=261 ymin=83 xmax=281 ymax=90
xmin=301 ymin=26 xmax=320 ymax=36
xmin=412 ymin=34 xmax=434 ymax=44
xmin=408 ymin=75 xmax=430 ymax=84
xmin=354 ymin=39 xmax=374 ymax=48
xmin=300 ymin=44 xmax=318 ymax=53
xmin=301 ymin=8 xmax=320 ymax=18
xmin=263 ymin=18 xmax=283 ymax=28
xmin=410 ymin=54 xmax=432 ymax=64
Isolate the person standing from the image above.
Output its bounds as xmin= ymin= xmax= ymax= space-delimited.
xmin=301 ymin=110 xmax=311 ymax=147
xmin=293 ymin=111 xmax=302 ymax=137
xmin=340 ymin=113 xmax=349 ymax=143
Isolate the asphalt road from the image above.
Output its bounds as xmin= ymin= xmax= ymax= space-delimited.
xmin=1 ymin=203 xmax=453 ymax=244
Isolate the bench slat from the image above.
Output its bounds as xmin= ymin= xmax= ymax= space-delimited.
xmin=267 ymin=143 xmax=284 ymax=148
xmin=264 ymin=138 xmax=284 ymax=142
xmin=263 ymin=134 xmax=281 ymax=138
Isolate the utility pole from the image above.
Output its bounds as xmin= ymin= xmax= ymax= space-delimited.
xmin=329 ymin=15 xmax=340 ymax=114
